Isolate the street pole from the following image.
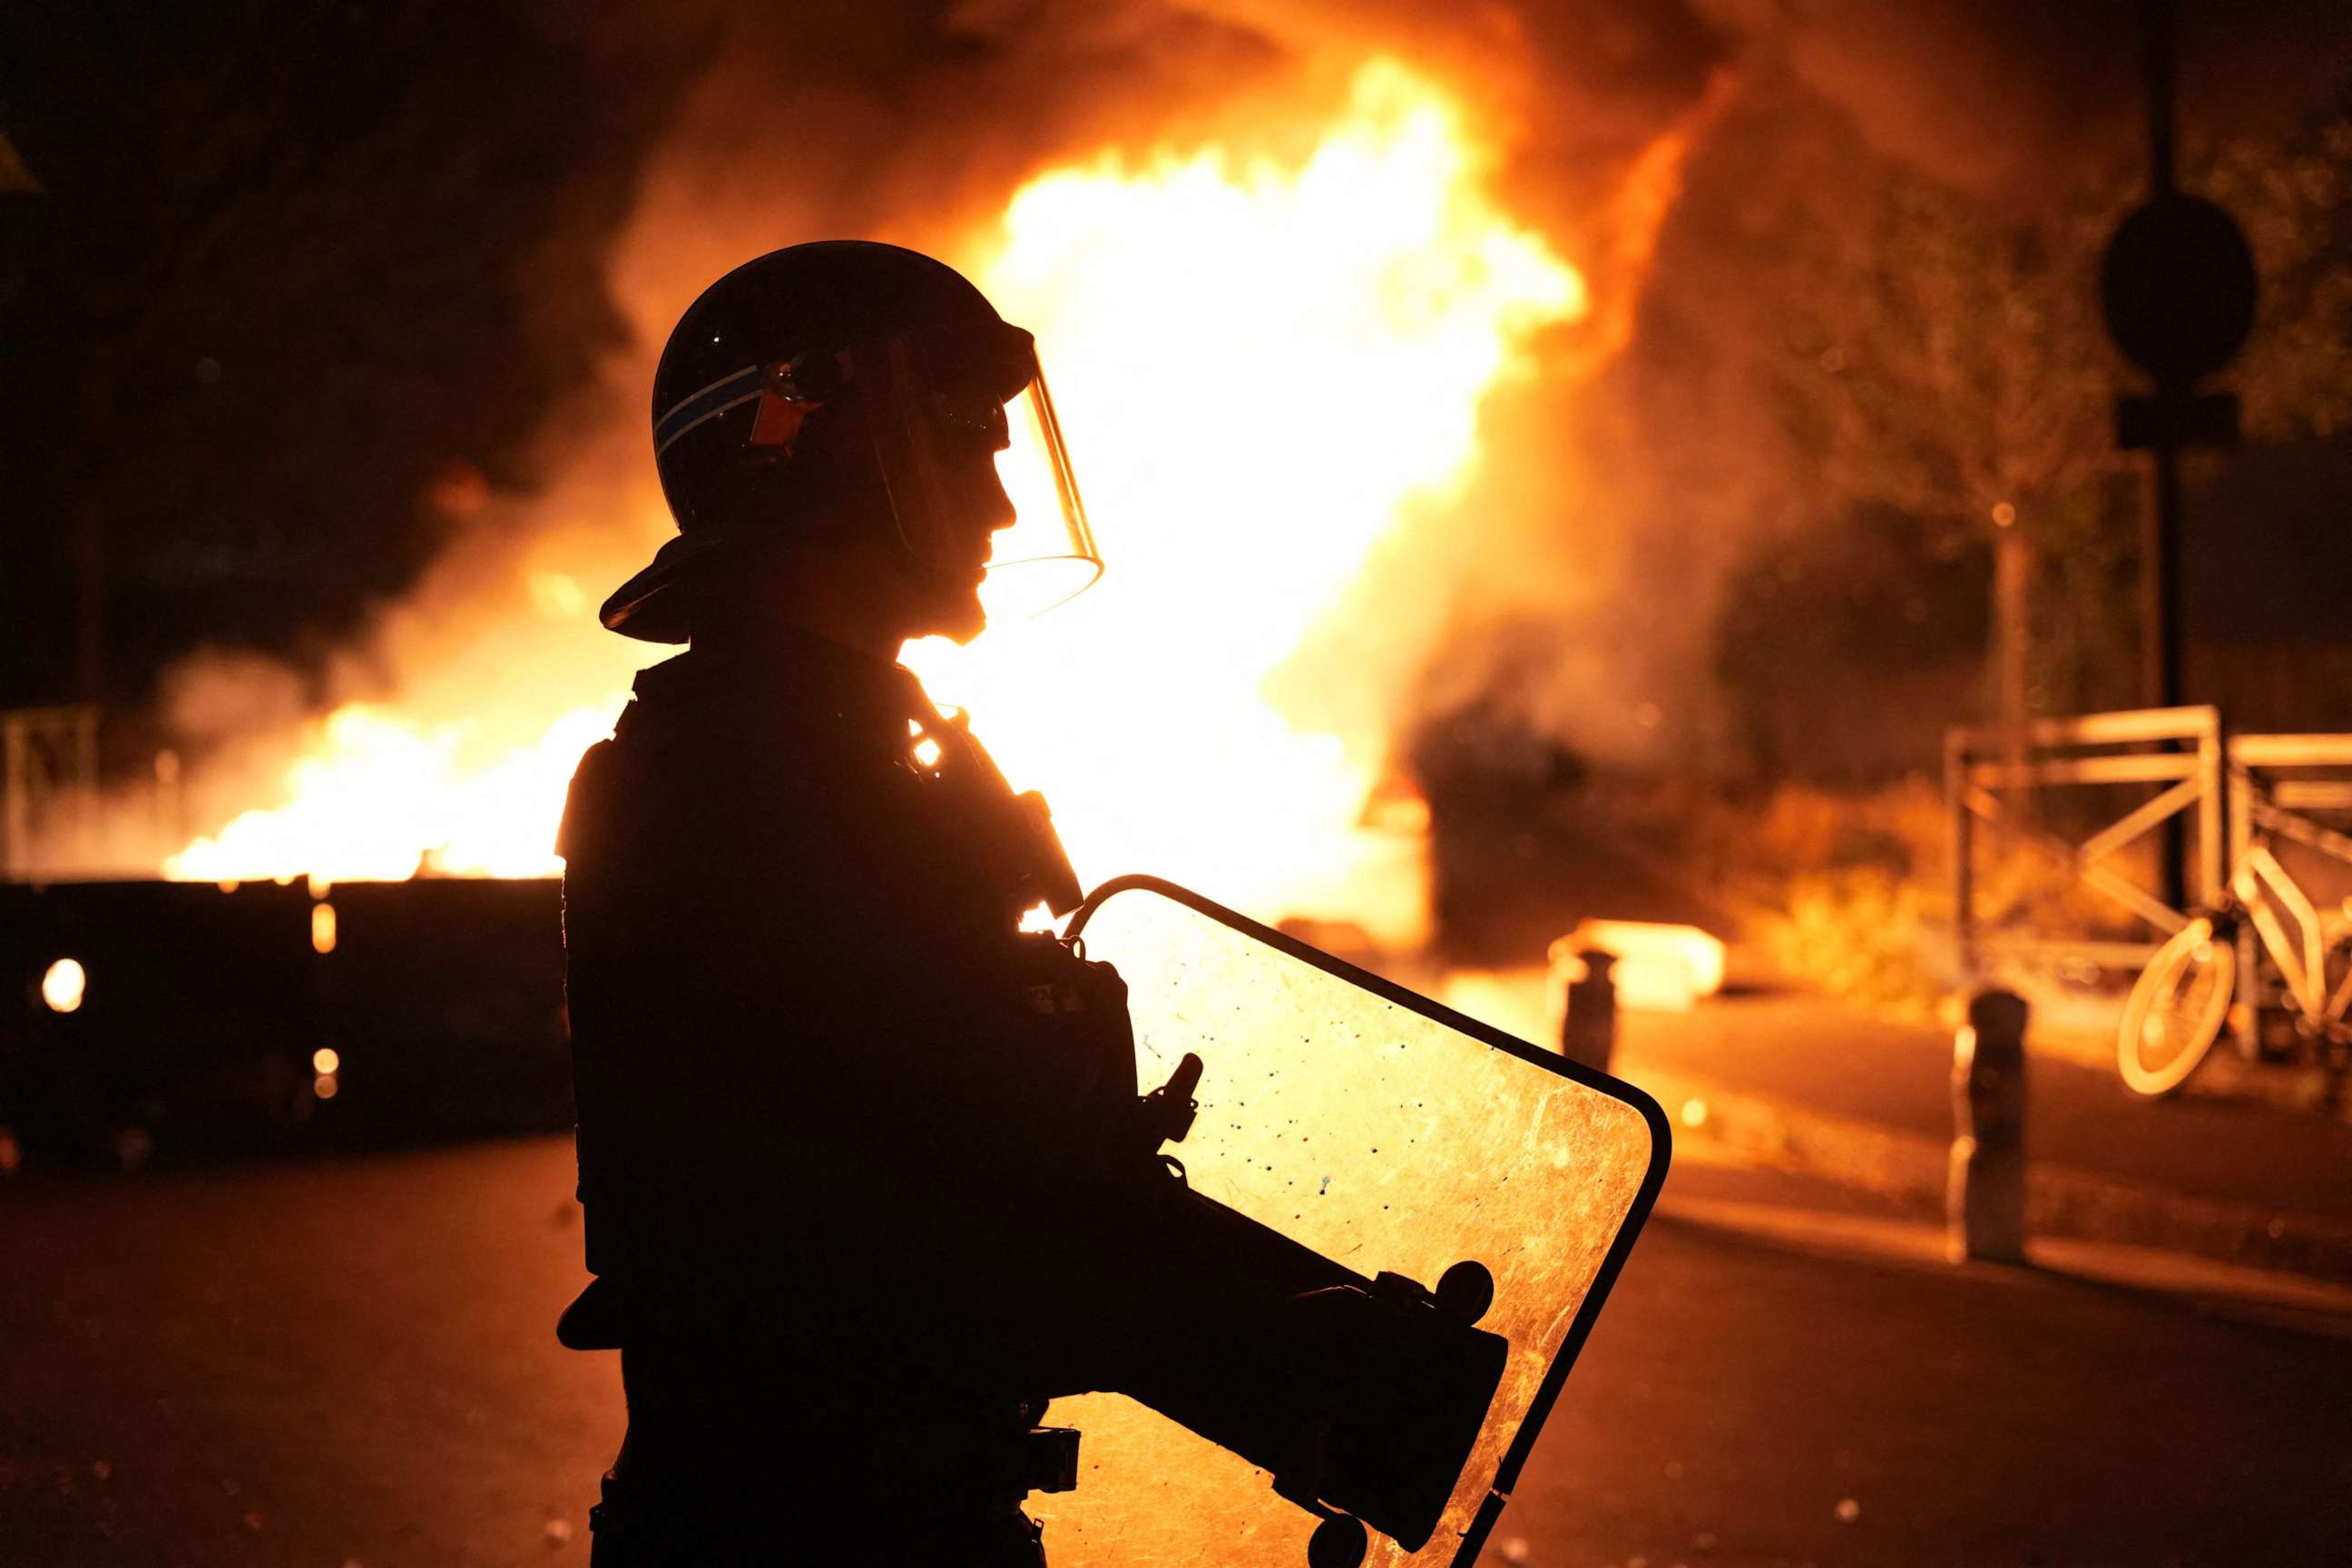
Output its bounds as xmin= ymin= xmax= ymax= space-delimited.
xmin=2144 ymin=0 xmax=2177 ymax=202
xmin=2141 ymin=0 xmax=2189 ymax=917
xmin=2141 ymin=417 xmax=2186 ymax=717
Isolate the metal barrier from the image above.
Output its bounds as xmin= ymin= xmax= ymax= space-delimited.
xmin=2225 ymin=733 xmax=2352 ymax=1050
xmin=1948 ymin=706 xmax=2352 ymax=1057
xmin=1947 ymin=705 xmax=2225 ymax=975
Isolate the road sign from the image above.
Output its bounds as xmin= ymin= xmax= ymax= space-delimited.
xmin=2099 ymin=191 xmax=2257 ymax=383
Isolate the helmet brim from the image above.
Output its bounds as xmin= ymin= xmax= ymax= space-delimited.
xmin=597 ymin=533 xmax=736 ymax=643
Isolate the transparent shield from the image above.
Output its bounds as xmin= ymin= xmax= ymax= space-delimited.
xmin=979 ymin=368 xmax=1103 ymax=621
xmin=864 ymin=327 xmax=1101 ymax=623
xmin=1039 ymin=876 xmax=1670 ymax=1568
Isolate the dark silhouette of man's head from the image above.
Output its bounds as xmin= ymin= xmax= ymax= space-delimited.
xmin=602 ymin=241 xmax=1080 ymax=657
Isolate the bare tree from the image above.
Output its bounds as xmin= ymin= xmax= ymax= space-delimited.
xmin=1763 ymin=167 xmax=2122 ymax=749
xmin=2210 ymin=104 xmax=2352 ymax=442
xmin=1752 ymin=80 xmax=2352 ymax=748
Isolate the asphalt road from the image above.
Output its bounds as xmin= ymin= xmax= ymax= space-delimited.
xmin=3 ymin=1138 xmax=2347 ymax=1568
xmin=1612 ymin=995 xmax=2352 ymax=1229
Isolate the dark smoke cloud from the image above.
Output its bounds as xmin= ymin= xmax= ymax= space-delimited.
xmin=597 ymin=0 xmax=1744 ymax=338
xmin=991 ymin=0 xmax=2352 ymax=260
xmin=605 ymin=2 xmax=1284 ymax=333
xmin=1706 ymin=0 xmax=2352 ymax=199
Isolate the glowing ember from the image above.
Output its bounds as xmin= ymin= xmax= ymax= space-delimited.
xmin=163 ymin=59 xmax=1584 ymax=941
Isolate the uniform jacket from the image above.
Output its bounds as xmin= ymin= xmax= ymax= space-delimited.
xmin=559 ymin=624 xmax=1136 ymax=1501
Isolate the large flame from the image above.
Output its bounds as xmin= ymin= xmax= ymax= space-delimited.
xmin=912 ymin=60 xmax=1582 ymax=943
xmin=165 ymin=59 xmax=1584 ymax=940
xmin=165 ymin=701 xmax=621 ymax=883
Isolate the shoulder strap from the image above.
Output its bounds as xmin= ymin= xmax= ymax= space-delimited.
xmin=905 ymin=693 xmax=1083 ymax=920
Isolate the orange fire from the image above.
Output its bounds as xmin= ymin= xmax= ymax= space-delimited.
xmin=165 ymin=701 xmax=622 ymax=882
xmin=164 ymin=60 xmax=1588 ymax=941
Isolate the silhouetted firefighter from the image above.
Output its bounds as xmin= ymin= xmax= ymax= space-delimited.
xmin=555 ymin=242 xmax=1514 ymax=1566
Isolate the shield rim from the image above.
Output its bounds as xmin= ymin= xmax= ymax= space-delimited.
xmin=1063 ymin=873 xmax=1674 ymax=1568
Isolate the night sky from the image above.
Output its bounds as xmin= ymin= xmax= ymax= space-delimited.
xmin=0 ymin=4 xmax=695 ymax=712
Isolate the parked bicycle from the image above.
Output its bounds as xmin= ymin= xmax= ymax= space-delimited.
xmin=2117 ymin=799 xmax=2352 ymax=1096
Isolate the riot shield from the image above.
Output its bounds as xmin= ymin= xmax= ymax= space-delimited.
xmin=1034 ymin=876 xmax=1671 ymax=1568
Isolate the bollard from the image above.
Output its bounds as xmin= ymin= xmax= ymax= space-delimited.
xmin=1948 ymin=987 xmax=2029 ymax=1264
xmin=1559 ymin=947 xmax=1619 ymax=1075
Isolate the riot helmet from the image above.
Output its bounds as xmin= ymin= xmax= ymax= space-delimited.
xmin=602 ymin=240 xmax=1098 ymax=642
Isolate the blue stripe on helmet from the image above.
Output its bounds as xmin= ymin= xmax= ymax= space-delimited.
xmin=653 ymin=366 xmax=761 ymax=455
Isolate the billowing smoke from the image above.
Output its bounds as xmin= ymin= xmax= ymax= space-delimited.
xmin=95 ymin=0 xmax=1730 ymax=881
xmin=68 ymin=0 xmax=2348 ymax=895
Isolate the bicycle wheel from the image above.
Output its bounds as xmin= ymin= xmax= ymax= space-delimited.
xmin=2117 ymin=917 xmax=2237 ymax=1097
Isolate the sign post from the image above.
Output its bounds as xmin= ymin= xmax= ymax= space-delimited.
xmin=2100 ymin=0 xmax=2257 ymax=912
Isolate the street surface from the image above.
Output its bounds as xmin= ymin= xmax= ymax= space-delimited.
xmin=1433 ymin=975 xmax=2352 ymax=1275
xmin=1616 ymin=995 xmax=2352 ymax=1227
xmin=1436 ymin=803 xmax=2352 ymax=1257
xmin=5 ymin=1136 xmax=2346 ymax=1567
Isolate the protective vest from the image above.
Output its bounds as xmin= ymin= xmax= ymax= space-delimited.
xmin=554 ymin=628 xmax=1128 ymax=1379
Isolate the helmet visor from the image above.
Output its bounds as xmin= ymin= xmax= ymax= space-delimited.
xmin=865 ymin=323 xmax=1101 ymax=619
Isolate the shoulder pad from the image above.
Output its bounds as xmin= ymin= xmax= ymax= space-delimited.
xmin=555 ymin=739 xmax=621 ymax=861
